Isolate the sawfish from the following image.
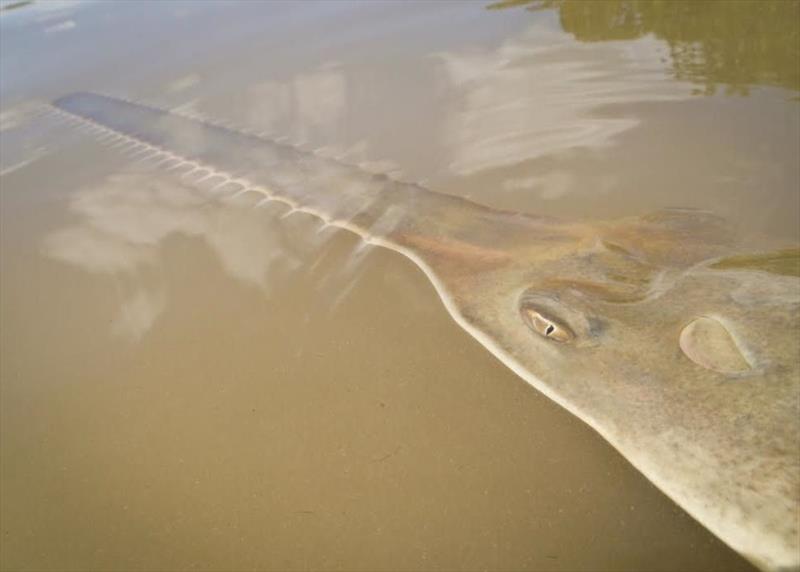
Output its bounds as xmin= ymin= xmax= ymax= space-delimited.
xmin=51 ymin=92 xmax=800 ymax=571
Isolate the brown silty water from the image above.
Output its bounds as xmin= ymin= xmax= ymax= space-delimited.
xmin=1 ymin=1 xmax=798 ymax=571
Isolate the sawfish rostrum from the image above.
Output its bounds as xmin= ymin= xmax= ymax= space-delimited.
xmin=53 ymin=92 xmax=800 ymax=571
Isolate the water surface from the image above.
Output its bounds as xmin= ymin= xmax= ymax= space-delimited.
xmin=1 ymin=1 xmax=798 ymax=570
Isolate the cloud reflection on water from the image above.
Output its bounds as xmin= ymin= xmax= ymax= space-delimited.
xmin=43 ymin=174 xmax=303 ymax=340
xmin=439 ymin=25 xmax=692 ymax=176
xmin=243 ymin=63 xmax=347 ymax=145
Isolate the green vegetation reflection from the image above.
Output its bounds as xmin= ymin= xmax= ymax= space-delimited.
xmin=487 ymin=0 xmax=800 ymax=95
xmin=710 ymin=248 xmax=800 ymax=278
xmin=0 ymin=0 xmax=33 ymax=12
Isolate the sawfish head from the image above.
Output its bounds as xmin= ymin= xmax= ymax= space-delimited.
xmin=399 ymin=208 xmax=800 ymax=571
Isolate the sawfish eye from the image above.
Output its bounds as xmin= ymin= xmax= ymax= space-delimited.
xmin=521 ymin=307 xmax=574 ymax=343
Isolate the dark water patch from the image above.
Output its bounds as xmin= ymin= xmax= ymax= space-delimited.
xmin=486 ymin=0 xmax=800 ymax=95
xmin=0 ymin=0 xmax=33 ymax=12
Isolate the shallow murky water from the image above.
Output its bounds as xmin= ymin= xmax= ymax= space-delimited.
xmin=1 ymin=1 xmax=798 ymax=571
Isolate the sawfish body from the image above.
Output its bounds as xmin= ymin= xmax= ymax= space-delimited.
xmin=53 ymin=93 xmax=800 ymax=571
